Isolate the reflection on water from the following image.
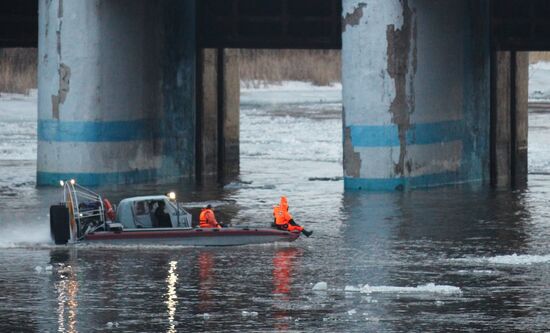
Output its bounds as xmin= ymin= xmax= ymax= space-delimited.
xmin=2 ymin=89 xmax=550 ymax=331
xmin=197 ymin=252 xmax=214 ymax=315
xmin=165 ymin=261 xmax=178 ymax=333
xmin=55 ymin=263 xmax=78 ymax=333
xmin=272 ymin=248 xmax=302 ymax=331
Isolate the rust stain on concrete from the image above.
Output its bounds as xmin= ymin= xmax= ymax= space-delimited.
xmin=386 ymin=0 xmax=416 ymax=176
xmin=342 ymin=3 xmax=367 ymax=33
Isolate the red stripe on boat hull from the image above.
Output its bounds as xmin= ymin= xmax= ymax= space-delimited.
xmin=83 ymin=228 xmax=300 ymax=245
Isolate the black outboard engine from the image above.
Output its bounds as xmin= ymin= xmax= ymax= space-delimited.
xmin=50 ymin=204 xmax=71 ymax=245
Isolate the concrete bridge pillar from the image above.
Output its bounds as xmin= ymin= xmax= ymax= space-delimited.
xmin=37 ymin=0 xmax=196 ymax=186
xmin=342 ymin=0 xmax=491 ymax=190
xmin=491 ymin=51 xmax=528 ymax=188
xmin=196 ymin=48 xmax=240 ymax=183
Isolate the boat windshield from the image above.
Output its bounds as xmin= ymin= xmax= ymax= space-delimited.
xmin=122 ymin=198 xmax=192 ymax=229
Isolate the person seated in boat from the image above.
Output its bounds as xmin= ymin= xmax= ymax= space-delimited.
xmin=272 ymin=196 xmax=313 ymax=237
xmin=199 ymin=205 xmax=221 ymax=229
xmin=154 ymin=200 xmax=173 ymax=228
xmin=134 ymin=201 xmax=152 ymax=228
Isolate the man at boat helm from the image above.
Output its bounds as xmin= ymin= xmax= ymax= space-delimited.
xmin=273 ymin=196 xmax=313 ymax=237
xmin=199 ymin=204 xmax=221 ymax=229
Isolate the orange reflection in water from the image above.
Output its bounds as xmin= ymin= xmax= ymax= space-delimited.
xmin=272 ymin=247 xmax=302 ymax=331
xmin=198 ymin=252 xmax=215 ymax=313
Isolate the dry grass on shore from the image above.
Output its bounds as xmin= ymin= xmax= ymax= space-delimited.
xmin=0 ymin=48 xmax=37 ymax=94
xmin=529 ymin=52 xmax=550 ymax=64
xmin=2 ymin=49 xmax=550 ymax=93
xmin=239 ymin=49 xmax=341 ymax=88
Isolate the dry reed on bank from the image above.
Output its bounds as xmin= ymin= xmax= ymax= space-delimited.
xmin=2 ymin=49 xmax=550 ymax=93
xmin=529 ymin=52 xmax=550 ymax=64
xmin=239 ymin=49 xmax=341 ymax=88
xmin=0 ymin=48 xmax=37 ymax=94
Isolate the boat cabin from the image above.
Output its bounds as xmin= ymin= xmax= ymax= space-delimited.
xmin=115 ymin=195 xmax=192 ymax=229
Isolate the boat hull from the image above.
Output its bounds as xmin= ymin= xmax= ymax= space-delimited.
xmin=82 ymin=227 xmax=300 ymax=246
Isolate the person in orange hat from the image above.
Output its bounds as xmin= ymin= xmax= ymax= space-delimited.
xmin=272 ymin=196 xmax=312 ymax=237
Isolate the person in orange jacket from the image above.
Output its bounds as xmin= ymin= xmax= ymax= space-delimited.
xmin=272 ymin=196 xmax=313 ymax=237
xmin=199 ymin=205 xmax=221 ymax=229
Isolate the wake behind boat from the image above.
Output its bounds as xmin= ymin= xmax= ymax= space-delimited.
xmin=49 ymin=180 xmax=300 ymax=246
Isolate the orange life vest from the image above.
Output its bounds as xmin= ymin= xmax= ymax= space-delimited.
xmin=273 ymin=196 xmax=292 ymax=226
xmin=273 ymin=196 xmax=303 ymax=232
xmin=103 ymin=198 xmax=116 ymax=221
xmin=199 ymin=208 xmax=220 ymax=228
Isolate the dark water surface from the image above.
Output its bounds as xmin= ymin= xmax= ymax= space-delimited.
xmin=2 ymin=86 xmax=550 ymax=332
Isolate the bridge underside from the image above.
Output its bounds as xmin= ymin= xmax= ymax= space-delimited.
xmin=0 ymin=0 xmax=547 ymax=189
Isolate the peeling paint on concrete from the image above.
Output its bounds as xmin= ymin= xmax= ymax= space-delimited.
xmin=51 ymin=63 xmax=71 ymax=119
xmin=344 ymin=126 xmax=361 ymax=177
xmin=342 ymin=0 xmax=491 ymax=190
xmin=342 ymin=2 xmax=367 ymax=33
xmin=386 ymin=0 xmax=416 ymax=176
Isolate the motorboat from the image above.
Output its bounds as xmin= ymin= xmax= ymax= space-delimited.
xmin=49 ymin=180 xmax=300 ymax=246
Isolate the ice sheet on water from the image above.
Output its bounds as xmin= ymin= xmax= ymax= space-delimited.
xmin=454 ymin=269 xmax=498 ymax=275
xmin=240 ymin=80 xmax=341 ymax=92
xmin=344 ymin=285 xmax=361 ymax=292
xmin=240 ymin=80 xmax=342 ymax=106
xmin=359 ymin=283 xmax=462 ymax=295
xmin=461 ymin=253 xmax=550 ymax=265
xmin=530 ymin=61 xmax=550 ymax=101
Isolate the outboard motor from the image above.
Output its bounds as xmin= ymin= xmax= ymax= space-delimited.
xmin=50 ymin=204 xmax=71 ymax=245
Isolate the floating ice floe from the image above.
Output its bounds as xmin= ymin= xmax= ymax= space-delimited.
xmin=197 ymin=313 xmax=210 ymax=319
xmin=455 ymin=269 xmax=497 ymax=275
xmin=344 ymin=285 xmax=361 ymax=292
xmin=241 ymin=311 xmax=258 ymax=317
xmin=312 ymin=281 xmax=328 ymax=291
xmin=359 ymin=283 xmax=462 ymax=295
xmin=456 ymin=253 xmax=550 ymax=265
xmin=485 ymin=253 xmax=550 ymax=265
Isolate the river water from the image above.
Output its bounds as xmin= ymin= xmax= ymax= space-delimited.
xmin=1 ymin=84 xmax=550 ymax=332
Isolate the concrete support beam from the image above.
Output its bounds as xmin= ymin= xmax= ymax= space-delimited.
xmin=514 ymin=52 xmax=529 ymax=186
xmin=221 ymin=49 xmax=240 ymax=181
xmin=196 ymin=48 xmax=240 ymax=183
xmin=491 ymin=51 xmax=528 ymax=188
xmin=197 ymin=49 xmax=219 ymax=179
xmin=37 ymin=0 xmax=196 ymax=186
xmin=342 ymin=0 xmax=491 ymax=190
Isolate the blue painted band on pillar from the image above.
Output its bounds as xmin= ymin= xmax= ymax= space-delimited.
xmin=38 ymin=119 xmax=158 ymax=142
xmin=344 ymin=171 xmax=482 ymax=191
xmin=350 ymin=120 xmax=465 ymax=147
xmin=37 ymin=169 xmax=160 ymax=187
